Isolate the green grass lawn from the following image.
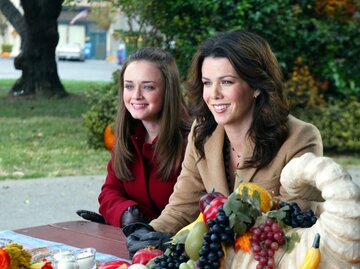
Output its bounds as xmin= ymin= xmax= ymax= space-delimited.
xmin=0 ymin=80 xmax=111 ymax=180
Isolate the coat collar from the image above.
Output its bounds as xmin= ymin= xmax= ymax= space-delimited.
xmin=235 ymin=135 xmax=257 ymax=187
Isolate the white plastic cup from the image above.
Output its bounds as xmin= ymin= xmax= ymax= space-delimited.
xmin=52 ymin=250 xmax=79 ymax=269
xmin=75 ymin=248 xmax=96 ymax=269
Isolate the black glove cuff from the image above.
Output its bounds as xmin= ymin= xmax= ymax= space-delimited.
xmin=122 ymin=222 xmax=154 ymax=237
xmin=76 ymin=209 xmax=106 ymax=224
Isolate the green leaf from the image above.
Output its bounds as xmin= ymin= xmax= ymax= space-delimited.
xmin=223 ymin=190 xmax=262 ymax=236
xmin=251 ymin=190 xmax=261 ymax=210
xmin=241 ymin=186 xmax=250 ymax=199
xmin=234 ymin=212 xmax=252 ymax=224
xmin=283 ymin=232 xmax=301 ymax=253
xmin=267 ymin=206 xmax=288 ymax=222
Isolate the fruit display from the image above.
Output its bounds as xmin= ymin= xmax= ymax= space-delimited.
xmin=142 ymin=153 xmax=360 ymax=269
xmin=229 ymin=153 xmax=360 ymax=268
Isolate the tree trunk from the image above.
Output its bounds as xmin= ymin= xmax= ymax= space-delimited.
xmin=1 ymin=0 xmax=67 ymax=98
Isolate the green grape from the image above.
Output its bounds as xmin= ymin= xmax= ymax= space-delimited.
xmin=187 ymin=259 xmax=195 ymax=268
xmin=179 ymin=262 xmax=191 ymax=269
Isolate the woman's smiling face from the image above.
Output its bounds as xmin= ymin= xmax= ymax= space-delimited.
xmin=201 ymin=57 xmax=258 ymax=127
xmin=123 ymin=60 xmax=165 ymax=123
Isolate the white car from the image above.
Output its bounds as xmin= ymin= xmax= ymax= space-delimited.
xmin=57 ymin=43 xmax=85 ymax=61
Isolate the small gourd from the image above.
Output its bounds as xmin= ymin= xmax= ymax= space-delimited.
xmin=103 ymin=124 xmax=115 ymax=151
xmin=236 ymin=182 xmax=273 ymax=212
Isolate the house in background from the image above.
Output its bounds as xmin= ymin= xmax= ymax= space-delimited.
xmin=1 ymin=1 xmax=130 ymax=61
xmin=58 ymin=4 xmax=129 ymax=61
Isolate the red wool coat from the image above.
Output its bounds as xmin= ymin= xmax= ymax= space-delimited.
xmin=98 ymin=122 xmax=184 ymax=227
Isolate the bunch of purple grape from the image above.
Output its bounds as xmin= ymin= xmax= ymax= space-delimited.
xmin=197 ymin=206 xmax=235 ymax=269
xmin=252 ymin=218 xmax=285 ymax=269
xmin=153 ymin=243 xmax=188 ymax=269
xmin=279 ymin=201 xmax=317 ymax=228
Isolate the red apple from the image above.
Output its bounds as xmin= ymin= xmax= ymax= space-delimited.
xmin=199 ymin=191 xmax=225 ymax=212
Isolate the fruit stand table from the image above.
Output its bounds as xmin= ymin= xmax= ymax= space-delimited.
xmin=13 ymin=220 xmax=129 ymax=259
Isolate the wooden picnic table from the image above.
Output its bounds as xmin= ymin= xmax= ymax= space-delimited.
xmin=14 ymin=220 xmax=129 ymax=259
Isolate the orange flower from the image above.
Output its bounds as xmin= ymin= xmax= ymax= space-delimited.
xmin=0 ymin=248 xmax=11 ymax=269
xmin=234 ymin=231 xmax=252 ymax=252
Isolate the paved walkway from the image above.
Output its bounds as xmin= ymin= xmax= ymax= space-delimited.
xmin=1 ymin=169 xmax=359 ymax=231
xmin=0 ymin=175 xmax=105 ymax=231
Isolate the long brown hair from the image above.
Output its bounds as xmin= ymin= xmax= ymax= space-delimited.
xmin=114 ymin=47 xmax=191 ymax=181
xmin=187 ymin=29 xmax=289 ymax=169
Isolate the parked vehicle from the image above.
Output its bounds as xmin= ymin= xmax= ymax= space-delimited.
xmin=57 ymin=43 xmax=85 ymax=61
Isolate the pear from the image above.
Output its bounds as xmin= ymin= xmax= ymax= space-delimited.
xmin=184 ymin=221 xmax=208 ymax=261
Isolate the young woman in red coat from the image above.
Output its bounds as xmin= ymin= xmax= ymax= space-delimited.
xmin=96 ymin=47 xmax=191 ymax=228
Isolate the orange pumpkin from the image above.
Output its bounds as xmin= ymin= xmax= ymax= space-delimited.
xmin=103 ymin=124 xmax=115 ymax=151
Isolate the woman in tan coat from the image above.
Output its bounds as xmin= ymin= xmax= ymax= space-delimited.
xmin=124 ymin=29 xmax=323 ymax=257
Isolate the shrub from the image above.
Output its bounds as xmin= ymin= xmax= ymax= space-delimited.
xmin=83 ymin=71 xmax=119 ymax=149
xmin=285 ymin=57 xmax=325 ymax=109
xmin=292 ymin=99 xmax=360 ymax=153
xmin=138 ymin=0 xmax=360 ymax=100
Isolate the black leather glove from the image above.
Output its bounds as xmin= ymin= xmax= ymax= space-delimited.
xmin=121 ymin=206 xmax=148 ymax=227
xmin=76 ymin=210 xmax=106 ymax=224
xmin=123 ymin=222 xmax=173 ymax=259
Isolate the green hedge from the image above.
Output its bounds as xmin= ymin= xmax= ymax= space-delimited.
xmin=83 ymin=71 xmax=119 ymax=149
xmin=292 ymin=99 xmax=360 ymax=153
xmin=1 ymin=44 xmax=12 ymax=53
xmin=143 ymin=0 xmax=360 ymax=100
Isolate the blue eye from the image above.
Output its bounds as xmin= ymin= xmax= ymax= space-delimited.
xmin=125 ymin=84 xmax=134 ymax=90
xmin=202 ymin=81 xmax=211 ymax=87
xmin=222 ymin=80 xmax=233 ymax=85
xmin=143 ymin=85 xmax=155 ymax=90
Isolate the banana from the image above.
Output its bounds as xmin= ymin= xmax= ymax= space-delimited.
xmin=171 ymin=213 xmax=204 ymax=244
xmin=298 ymin=233 xmax=321 ymax=269
xmin=176 ymin=213 xmax=204 ymax=235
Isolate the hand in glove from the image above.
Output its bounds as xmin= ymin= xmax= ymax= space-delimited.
xmin=123 ymin=222 xmax=173 ymax=259
xmin=121 ymin=206 xmax=148 ymax=227
xmin=76 ymin=209 xmax=106 ymax=224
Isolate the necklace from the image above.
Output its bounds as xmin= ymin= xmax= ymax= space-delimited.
xmin=223 ymin=137 xmax=233 ymax=193
xmin=231 ymin=145 xmax=241 ymax=168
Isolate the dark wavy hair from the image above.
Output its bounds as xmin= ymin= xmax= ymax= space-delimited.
xmin=187 ymin=29 xmax=289 ymax=169
xmin=114 ymin=47 xmax=191 ymax=181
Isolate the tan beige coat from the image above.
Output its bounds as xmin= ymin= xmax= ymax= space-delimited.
xmin=150 ymin=115 xmax=323 ymax=233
